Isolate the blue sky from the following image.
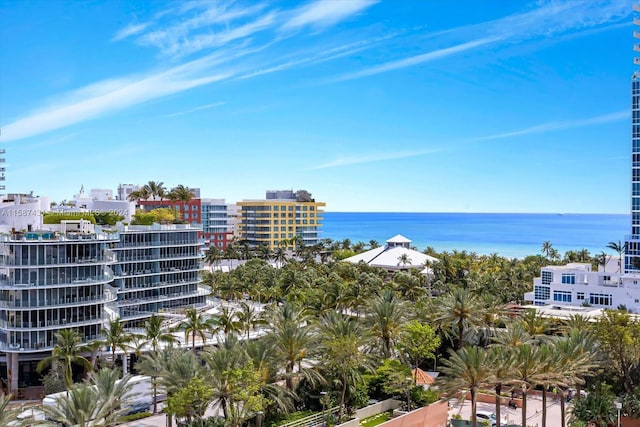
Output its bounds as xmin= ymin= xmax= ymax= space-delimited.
xmin=0 ymin=0 xmax=635 ymax=213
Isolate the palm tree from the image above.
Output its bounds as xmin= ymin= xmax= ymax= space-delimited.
xmin=211 ymin=306 xmax=242 ymax=337
xmin=434 ymin=287 xmax=483 ymax=350
xmin=140 ymin=314 xmax=176 ymax=353
xmin=237 ymin=302 xmax=264 ymax=340
xmin=607 ymin=240 xmax=626 ymax=273
xmin=365 ymin=289 xmax=405 ymax=359
xmin=144 ymin=180 xmax=166 ymax=200
xmin=512 ymin=344 xmax=546 ymax=427
xmin=102 ymin=318 xmax=136 ymax=376
xmin=36 ymin=329 xmax=93 ymax=388
xmin=175 ymin=308 xmax=214 ymax=350
xmin=438 ymin=346 xmax=494 ymax=427
xmin=264 ymin=302 xmax=315 ymax=391
xmin=397 ymin=253 xmax=412 ymax=268
xmin=486 ymin=346 xmax=515 ymax=427
xmin=318 ymin=311 xmax=372 ymax=419
xmin=0 ymin=393 xmax=26 ymax=427
xmin=168 ymin=184 xmax=195 ymax=202
xmin=90 ymin=368 xmax=135 ymax=426
xmin=541 ymin=241 xmax=553 ymax=259
xmin=127 ymin=186 xmax=151 ymax=203
xmin=204 ymin=245 xmax=223 ymax=267
xmin=43 ymin=384 xmax=103 ymax=427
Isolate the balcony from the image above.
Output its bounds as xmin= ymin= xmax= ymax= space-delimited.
xmin=0 ymin=334 xmax=103 ymax=353
xmin=0 ymin=273 xmax=115 ymax=290
xmin=0 ymin=253 xmax=117 ymax=267
xmin=0 ymin=316 xmax=104 ymax=331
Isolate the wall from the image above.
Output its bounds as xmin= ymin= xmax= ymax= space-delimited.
xmin=377 ymin=401 xmax=448 ymax=427
xmin=622 ymin=417 xmax=640 ymax=427
xmin=355 ymin=400 xmax=402 ymax=419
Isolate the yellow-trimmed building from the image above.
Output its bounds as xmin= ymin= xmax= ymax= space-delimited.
xmin=237 ymin=190 xmax=325 ymax=250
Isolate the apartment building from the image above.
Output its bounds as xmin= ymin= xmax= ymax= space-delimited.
xmin=237 ymin=189 xmax=325 ymax=250
xmin=111 ymin=223 xmax=207 ymax=328
xmin=524 ymin=261 xmax=640 ymax=313
xmin=0 ymin=221 xmax=118 ymax=394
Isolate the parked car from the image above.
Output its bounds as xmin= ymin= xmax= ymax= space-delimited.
xmin=475 ymin=411 xmax=507 ymax=427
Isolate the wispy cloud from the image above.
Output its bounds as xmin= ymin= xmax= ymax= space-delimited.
xmin=332 ymin=0 xmax=630 ymax=82
xmin=313 ymin=109 xmax=628 ymax=169
xmin=1 ymin=54 xmax=236 ymax=142
xmin=475 ymin=110 xmax=629 ymax=141
xmin=163 ymin=102 xmax=226 ymax=118
xmin=281 ymin=0 xmax=378 ymax=31
xmin=111 ymin=22 xmax=150 ymax=42
xmin=311 ymin=148 xmax=442 ymax=170
xmin=237 ymin=33 xmax=398 ymax=80
xmin=333 ymin=36 xmax=500 ymax=82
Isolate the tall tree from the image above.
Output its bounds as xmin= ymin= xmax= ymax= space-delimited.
xmin=606 ymin=240 xmax=626 ymax=273
xmin=434 ymin=287 xmax=483 ymax=350
xmin=396 ymin=320 xmax=441 ymax=384
xmin=365 ymin=289 xmax=405 ymax=359
xmin=438 ymin=346 xmax=494 ymax=427
xmin=102 ymin=318 xmax=136 ymax=376
xmin=175 ymin=308 xmax=214 ymax=350
xmin=36 ymin=329 xmax=93 ymax=388
xmin=318 ymin=311 xmax=372 ymax=420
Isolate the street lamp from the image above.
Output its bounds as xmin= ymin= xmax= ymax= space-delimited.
xmin=615 ymin=401 xmax=622 ymax=427
xmin=256 ymin=411 xmax=264 ymax=427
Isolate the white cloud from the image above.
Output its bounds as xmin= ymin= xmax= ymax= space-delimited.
xmin=1 ymin=59 xmax=234 ymax=142
xmin=112 ymin=22 xmax=151 ymax=42
xmin=475 ymin=110 xmax=629 ymax=141
xmin=282 ymin=0 xmax=378 ymax=31
xmin=333 ymin=36 xmax=501 ymax=82
xmin=332 ymin=0 xmax=630 ymax=81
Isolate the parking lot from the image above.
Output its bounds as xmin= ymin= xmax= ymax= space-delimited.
xmin=449 ymin=395 xmax=567 ymax=427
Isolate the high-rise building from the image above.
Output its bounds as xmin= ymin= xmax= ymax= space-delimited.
xmin=237 ymin=189 xmax=325 ymax=250
xmin=626 ymin=7 xmax=640 ymax=272
xmin=111 ymin=223 xmax=207 ymax=328
xmin=0 ymin=221 xmax=118 ymax=395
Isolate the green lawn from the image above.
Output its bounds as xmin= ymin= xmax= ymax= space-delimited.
xmin=359 ymin=411 xmax=392 ymax=427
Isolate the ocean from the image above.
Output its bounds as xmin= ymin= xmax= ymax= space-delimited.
xmin=321 ymin=212 xmax=630 ymax=259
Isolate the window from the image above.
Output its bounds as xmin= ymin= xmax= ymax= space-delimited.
xmin=561 ymin=274 xmax=575 ymax=285
xmin=273 ymin=227 xmax=279 ymax=232
xmin=589 ymin=293 xmax=612 ymax=306
xmin=184 ymin=213 xmax=190 ymax=219
xmin=577 ymin=292 xmax=584 ymax=300
xmin=288 ymin=206 xmax=294 ymax=211
xmin=534 ymin=286 xmax=550 ymax=301
xmin=192 ymin=205 xmax=197 ymax=211
xmin=273 ymin=206 xmax=278 ymax=211
xmin=553 ymin=291 xmax=572 ymax=303
xmin=541 ymin=271 xmax=553 ymax=285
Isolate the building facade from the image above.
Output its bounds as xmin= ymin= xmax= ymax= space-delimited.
xmin=111 ymin=223 xmax=207 ymax=328
xmin=626 ymin=12 xmax=640 ymax=272
xmin=139 ymin=198 xmax=234 ymax=251
xmin=0 ymin=223 xmax=118 ymax=394
xmin=237 ymin=190 xmax=325 ymax=250
xmin=524 ymin=261 xmax=640 ymax=313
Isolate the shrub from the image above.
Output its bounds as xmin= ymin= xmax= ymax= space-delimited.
xmin=43 ymin=212 xmax=96 ymax=224
xmin=118 ymin=412 xmax=152 ymax=422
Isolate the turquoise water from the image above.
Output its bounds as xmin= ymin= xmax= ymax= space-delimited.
xmin=321 ymin=212 xmax=630 ymax=259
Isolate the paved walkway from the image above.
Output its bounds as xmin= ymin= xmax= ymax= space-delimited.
xmin=449 ymin=395 xmax=569 ymax=427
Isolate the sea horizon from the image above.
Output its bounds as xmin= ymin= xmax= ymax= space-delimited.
xmin=321 ymin=212 xmax=630 ymax=259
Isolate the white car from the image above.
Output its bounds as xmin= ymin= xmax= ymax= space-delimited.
xmin=475 ymin=411 xmax=502 ymax=427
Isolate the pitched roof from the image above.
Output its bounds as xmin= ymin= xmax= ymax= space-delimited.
xmin=343 ymin=244 xmax=438 ymax=270
xmin=386 ymin=234 xmax=412 ymax=244
xmin=411 ymin=368 xmax=436 ymax=385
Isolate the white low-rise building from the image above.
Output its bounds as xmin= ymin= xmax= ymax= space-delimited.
xmin=524 ymin=260 xmax=640 ymax=313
